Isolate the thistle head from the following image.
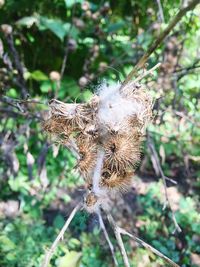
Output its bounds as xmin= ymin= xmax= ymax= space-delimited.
xmin=43 ymin=81 xmax=153 ymax=211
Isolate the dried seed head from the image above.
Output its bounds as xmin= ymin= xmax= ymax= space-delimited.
xmin=84 ymin=123 xmax=99 ymax=139
xmin=79 ymin=76 xmax=88 ymax=87
xmin=104 ymin=134 xmax=141 ymax=172
xmin=127 ymin=115 xmax=143 ymax=131
xmin=1 ymin=24 xmax=12 ymax=35
xmin=121 ymin=85 xmax=153 ymax=131
xmin=44 ymin=80 xmax=153 ymax=210
xmin=47 ymin=99 xmax=95 ymax=132
xmin=101 ymin=170 xmax=133 ymax=192
xmin=49 ymin=71 xmax=61 ymax=82
xmin=85 ymin=192 xmax=98 ymax=207
xmin=43 ymin=115 xmax=74 ymax=142
xmin=49 ymin=99 xmax=78 ymax=119
xmin=77 ymin=139 xmax=97 ymax=181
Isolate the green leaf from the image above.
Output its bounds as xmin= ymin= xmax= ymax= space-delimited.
xmin=107 ymin=21 xmax=125 ymax=33
xmin=53 ymin=214 xmax=65 ymax=229
xmin=57 ymin=251 xmax=82 ymax=267
xmin=7 ymin=88 xmax=18 ymax=98
xmin=16 ymin=16 xmax=39 ymax=27
xmin=30 ymin=70 xmax=48 ymax=81
xmin=59 ymin=77 xmax=80 ymax=99
xmin=0 ymin=235 xmax=16 ymax=251
xmin=39 ymin=17 xmax=70 ymax=41
xmin=64 ymin=0 xmax=83 ymax=8
xmin=16 ymin=15 xmax=73 ymax=41
xmin=40 ymin=81 xmax=52 ymax=93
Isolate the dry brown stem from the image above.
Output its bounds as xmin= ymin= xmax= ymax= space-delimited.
xmin=42 ymin=202 xmax=82 ymax=267
xmin=97 ymin=210 xmax=119 ymax=266
xmin=106 ymin=212 xmax=180 ymax=267
xmin=147 ymin=133 xmax=181 ymax=233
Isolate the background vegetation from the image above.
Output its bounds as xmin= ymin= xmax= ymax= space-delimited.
xmin=0 ymin=0 xmax=200 ymax=266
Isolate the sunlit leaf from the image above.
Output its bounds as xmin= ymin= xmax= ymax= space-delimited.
xmin=30 ymin=70 xmax=48 ymax=81
xmin=16 ymin=16 xmax=39 ymax=27
xmin=39 ymin=17 xmax=70 ymax=41
xmin=64 ymin=0 xmax=83 ymax=8
xmin=57 ymin=251 xmax=82 ymax=267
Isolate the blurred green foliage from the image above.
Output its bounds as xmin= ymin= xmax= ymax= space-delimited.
xmin=0 ymin=0 xmax=200 ymax=266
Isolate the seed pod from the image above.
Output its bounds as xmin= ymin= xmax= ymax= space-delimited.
xmin=49 ymin=71 xmax=61 ymax=82
xmin=76 ymin=138 xmax=97 ymax=181
xmin=43 ymin=115 xmax=75 ymax=142
xmin=48 ymin=99 xmax=93 ymax=130
xmin=101 ymin=170 xmax=133 ymax=192
xmin=103 ymin=133 xmax=141 ymax=173
xmin=79 ymin=76 xmax=88 ymax=87
xmin=85 ymin=192 xmax=98 ymax=207
xmin=1 ymin=24 xmax=12 ymax=35
xmin=99 ymin=62 xmax=108 ymax=72
xmin=43 ymin=79 xmax=153 ymax=205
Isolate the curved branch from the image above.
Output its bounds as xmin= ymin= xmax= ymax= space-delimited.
xmin=121 ymin=0 xmax=200 ymax=87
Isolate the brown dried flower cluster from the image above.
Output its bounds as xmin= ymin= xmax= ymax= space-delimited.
xmin=43 ymin=82 xmax=152 ymax=211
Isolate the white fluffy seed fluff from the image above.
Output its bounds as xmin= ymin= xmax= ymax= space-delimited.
xmin=97 ymin=83 xmax=146 ymax=131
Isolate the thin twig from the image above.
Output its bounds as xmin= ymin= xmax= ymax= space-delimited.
xmin=156 ymin=0 xmax=165 ymax=23
xmin=107 ymin=213 xmax=130 ymax=267
xmin=130 ymin=63 xmax=161 ymax=85
xmin=60 ymin=0 xmax=76 ymax=80
xmin=57 ymin=0 xmax=77 ymax=97
xmin=42 ymin=202 xmax=82 ymax=267
xmin=3 ymin=32 xmax=29 ymax=99
xmin=121 ymin=0 xmax=199 ymax=87
xmin=147 ymin=133 xmax=182 ymax=233
xmin=97 ymin=210 xmax=119 ymax=267
xmin=106 ymin=212 xmax=180 ymax=267
xmin=120 ymin=228 xmax=180 ymax=267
